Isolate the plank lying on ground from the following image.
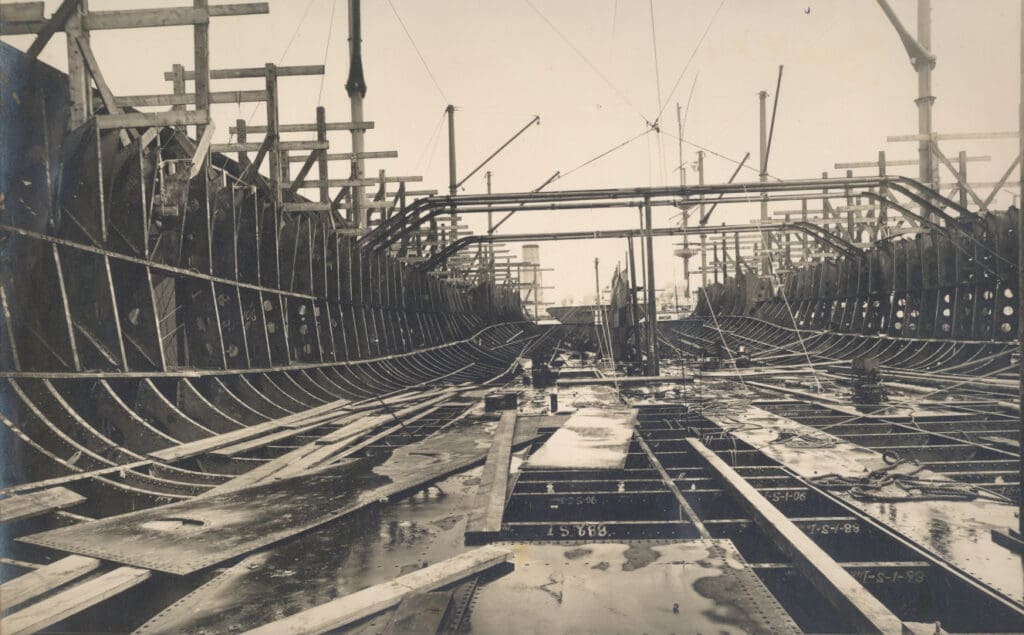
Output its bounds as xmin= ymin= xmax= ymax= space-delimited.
xmin=245 ymin=546 xmax=513 ymax=635
xmin=20 ymin=423 xmax=510 ymax=575
xmin=1 ymin=487 xmax=85 ymax=523
xmin=149 ymin=397 xmax=355 ymax=462
xmin=686 ymin=438 xmax=906 ymax=634
xmin=0 ymin=555 xmax=101 ymax=611
xmin=464 ymin=410 xmax=518 ymax=544
xmin=204 ymin=389 xmax=465 ymax=494
xmin=381 ymin=591 xmax=453 ymax=635
xmin=0 ymin=566 xmax=150 ymax=635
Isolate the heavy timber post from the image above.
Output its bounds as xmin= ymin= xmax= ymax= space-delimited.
xmin=643 ymin=196 xmax=659 ymax=375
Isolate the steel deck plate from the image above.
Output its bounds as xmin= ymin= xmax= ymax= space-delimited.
xmin=466 ymin=539 xmax=800 ymax=634
xmin=20 ymin=420 xmax=499 ymax=575
xmin=524 ymin=407 xmax=637 ymax=470
xmin=706 ymin=399 xmax=1024 ymax=609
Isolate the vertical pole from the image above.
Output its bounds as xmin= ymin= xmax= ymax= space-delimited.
xmin=958 ymin=150 xmax=969 ymax=209
xmin=627 ymin=236 xmax=641 ymax=371
xmin=316 ymin=106 xmax=331 ymax=208
xmin=698 ymin=150 xmax=707 ymax=289
xmin=758 ymin=89 xmax=770 ymax=274
xmin=1017 ymin=0 xmax=1023 ymax=538
xmin=594 ymin=257 xmax=601 ymax=331
xmin=734 ymin=232 xmax=741 ymax=278
xmin=712 ymin=241 xmax=719 ymax=284
xmin=677 ymin=102 xmax=690 ymax=303
xmin=346 ymin=0 xmax=367 ymax=229
xmin=644 ymin=196 xmax=659 ymax=376
xmin=66 ymin=0 xmax=88 ymax=128
xmin=446 ymin=104 xmax=458 ymax=244
xmin=172 ymin=63 xmax=187 ymax=134
xmin=265 ymin=63 xmax=281 ymax=206
xmin=193 ymin=0 xmax=210 ymax=140
xmin=486 ymin=170 xmax=493 ymax=282
xmin=916 ymin=0 xmax=936 ymax=197
xmin=878 ymin=151 xmax=888 ymax=231
xmin=236 ymin=119 xmax=248 ymax=165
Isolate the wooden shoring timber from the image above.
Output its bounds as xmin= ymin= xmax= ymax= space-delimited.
xmin=0 ymin=567 xmax=151 ymax=635
xmin=95 ymin=110 xmax=208 ymax=130
xmin=686 ymin=438 xmax=907 ymax=634
xmin=0 ymin=2 xmax=44 ymax=23
xmin=231 ymin=121 xmax=375 ymax=134
xmin=293 ymin=150 xmax=397 ymax=162
xmin=245 ymin=546 xmax=514 ymax=635
xmin=0 ymin=487 xmax=86 ymax=523
xmin=464 ymin=410 xmax=517 ymax=544
xmin=165 ymin=64 xmax=324 ymax=80
xmin=0 ymin=4 xmax=269 ymax=35
xmin=212 ymin=140 xmax=328 ymax=154
xmin=114 ymin=89 xmax=268 ymax=107
xmin=0 ymin=555 xmax=101 ymax=611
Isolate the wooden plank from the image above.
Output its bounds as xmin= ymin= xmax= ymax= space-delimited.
xmin=0 ymin=566 xmax=150 ymax=635
xmin=0 ymin=2 xmax=44 ymax=23
xmin=78 ymin=4 xmax=268 ymax=30
xmin=165 ymin=65 xmax=324 ymax=80
xmin=0 ymin=557 xmax=42 ymax=570
xmin=1 ymin=487 xmax=85 ymax=523
xmin=282 ymin=202 xmax=332 ymax=213
xmin=308 ymin=150 xmax=397 ymax=161
xmin=382 ymin=591 xmax=452 ymax=635
xmin=231 ymin=121 xmax=374 ymax=134
xmin=114 ymin=89 xmax=267 ymax=107
xmin=211 ymin=140 xmax=328 ymax=153
xmin=686 ymin=438 xmax=906 ymax=634
xmin=246 ymin=546 xmax=513 ymax=635
xmin=96 ymin=110 xmax=208 ymax=130
xmin=464 ymin=410 xmax=517 ymax=544
xmin=0 ymin=555 xmax=101 ymax=611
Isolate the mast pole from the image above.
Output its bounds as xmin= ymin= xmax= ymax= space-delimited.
xmin=345 ymin=0 xmax=368 ymax=229
xmin=447 ymin=104 xmax=458 ymax=245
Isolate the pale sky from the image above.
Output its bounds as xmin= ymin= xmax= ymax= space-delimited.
xmin=4 ymin=1 xmax=1020 ymax=306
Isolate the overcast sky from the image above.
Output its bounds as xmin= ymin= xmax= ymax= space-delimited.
xmin=5 ymin=1 xmax=1020 ymax=306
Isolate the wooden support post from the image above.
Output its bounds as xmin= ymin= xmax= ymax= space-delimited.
xmin=192 ymin=0 xmax=210 ymax=139
xmin=171 ymin=63 xmax=186 ymax=133
xmin=316 ymin=106 xmax=330 ymax=209
xmin=643 ymin=196 xmax=659 ymax=375
xmin=65 ymin=0 xmax=88 ymax=129
xmin=236 ymin=118 xmax=248 ymax=165
xmin=265 ymin=63 xmax=281 ymax=207
xmin=687 ymin=439 xmax=906 ymax=634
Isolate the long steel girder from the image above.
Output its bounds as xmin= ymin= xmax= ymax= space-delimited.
xmin=361 ymin=176 xmax=976 ymax=251
xmin=419 ymin=221 xmax=864 ymax=271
